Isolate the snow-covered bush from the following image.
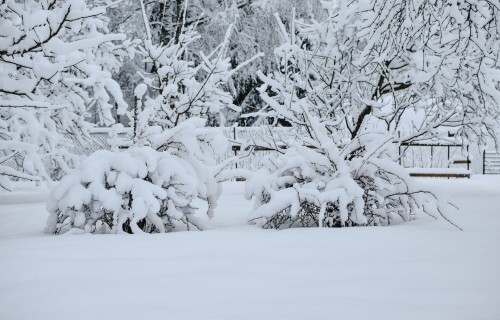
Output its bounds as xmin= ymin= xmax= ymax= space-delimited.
xmin=246 ymin=114 xmax=458 ymax=229
xmin=246 ymin=146 xmax=366 ymax=228
xmin=46 ymin=118 xmax=229 ymax=234
xmin=0 ymin=0 xmax=136 ymax=191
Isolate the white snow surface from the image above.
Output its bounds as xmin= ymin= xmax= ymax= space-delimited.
xmin=1 ymin=176 xmax=500 ymax=320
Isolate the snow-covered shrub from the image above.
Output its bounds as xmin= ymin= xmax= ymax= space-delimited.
xmin=246 ymin=115 xmax=458 ymax=229
xmin=246 ymin=146 xmax=365 ymax=229
xmin=46 ymin=118 xmax=229 ymax=234
xmin=0 ymin=0 xmax=137 ymax=191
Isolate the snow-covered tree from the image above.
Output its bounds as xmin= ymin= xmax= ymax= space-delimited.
xmin=0 ymin=0 xmax=136 ymax=191
xmin=289 ymin=0 xmax=499 ymax=145
xmin=244 ymin=0 xmax=499 ymax=229
xmin=187 ymin=0 xmax=327 ymax=124
xmin=134 ymin=1 xmax=262 ymax=131
xmin=100 ymin=0 xmax=327 ymax=124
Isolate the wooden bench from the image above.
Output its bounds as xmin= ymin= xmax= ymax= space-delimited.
xmin=451 ymin=159 xmax=471 ymax=165
xmin=407 ymin=168 xmax=471 ymax=179
xmin=409 ymin=172 xmax=471 ymax=178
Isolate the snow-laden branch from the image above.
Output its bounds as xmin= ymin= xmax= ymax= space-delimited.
xmin=0 ymin=0 xmax=137 ymax=190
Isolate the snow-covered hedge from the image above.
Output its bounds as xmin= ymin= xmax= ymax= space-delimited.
xmin=46 ymin=119 xmax=229 ymax=234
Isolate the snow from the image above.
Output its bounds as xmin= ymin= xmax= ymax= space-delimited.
xmin=1 ymin=176 xmax=500 ymax=319
xmin=134 ymin=83 xmax=148 ymax=99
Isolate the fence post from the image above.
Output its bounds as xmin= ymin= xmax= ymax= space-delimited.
xmin=430 ymin=145 xmax=434 ymax=167
xmin=398 ymin=132 xmax=402 ymax=166
xmin=483 ymin=150 xmax=486 ymax=175
xmin=233 ymin=127 xmax=238 ymax=169
xmin=466 ymin=145 xmax=470 ymax=171
xmin=447 ymin=145 xmax=450 ymax=167
xmin=398 ymin=145 xmax=402 ymax=166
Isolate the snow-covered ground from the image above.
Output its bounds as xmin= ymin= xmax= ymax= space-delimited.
xmin=1 ymin=176 xmax=499 ymax=320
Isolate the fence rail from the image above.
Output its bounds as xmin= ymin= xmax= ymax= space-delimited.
xmin=398 ymin=143 xmax=471 ymax=171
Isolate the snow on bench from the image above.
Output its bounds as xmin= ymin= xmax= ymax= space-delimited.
xmin=406 ymin=167 xmax=471 ymax=179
